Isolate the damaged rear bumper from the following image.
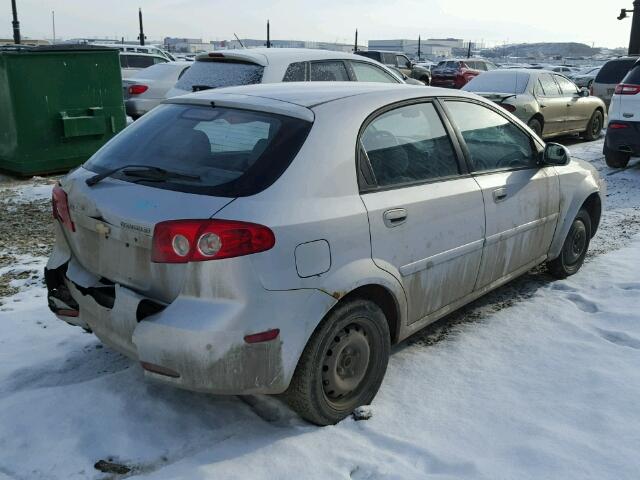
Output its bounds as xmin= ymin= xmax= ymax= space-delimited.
xmin=46 ymin=257 xmax=334 ymax=395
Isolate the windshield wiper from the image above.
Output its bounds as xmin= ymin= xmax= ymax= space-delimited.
xmin=86 ymin=165 xmax=200 ymax=186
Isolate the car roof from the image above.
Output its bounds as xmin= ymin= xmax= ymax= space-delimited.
xmin=169 ymin=81 xmax=478 ymax=115
xmin=195 ymin=48 xmax=371 ymax=67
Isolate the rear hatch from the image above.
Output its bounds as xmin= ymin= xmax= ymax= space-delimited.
xmin=166 ymin=53 xmax=266 ymax=98
xmin=59 ymin=99 xmax=312 ymax=302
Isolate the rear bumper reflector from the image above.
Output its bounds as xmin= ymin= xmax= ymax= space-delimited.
xmin=140 ymin=361 xmax=180 ymax=378
xmin=244 ymin=328 xmax=280 ymax=344
xmin=55 ymin=308 xmax=79 ymax=317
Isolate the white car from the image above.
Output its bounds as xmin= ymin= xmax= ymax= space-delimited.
xmin=46 ymin=83 xmax=604 ymax=425
xmin=165 ymin=48 xmax=406 ymax=98
xmin=123 ymin=61 xmax=191 ymax=119
xmin=604 ymin=59 xmax=640 ymax=167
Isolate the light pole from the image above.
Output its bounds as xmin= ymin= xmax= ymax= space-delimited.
xmin=618 ymin=1 xmax=640 ymax=55
xmin=138 ymin=8 xmax=146 ymax=46
xmin=11 ymin=0 xmax=21 ymax=44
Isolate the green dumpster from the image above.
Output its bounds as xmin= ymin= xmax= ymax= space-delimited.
xmin=0 ymin=45 xmax=126 ymax=176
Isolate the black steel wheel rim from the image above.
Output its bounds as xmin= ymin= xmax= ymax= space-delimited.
xmin=591 ymin=113 xmax=602 ymax=136
xmin=321 ymin=320 xmax=372 ymax=406
xmin=565 ymin=220 xmax=587 ymax=265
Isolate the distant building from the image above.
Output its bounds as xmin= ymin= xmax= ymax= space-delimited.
xmin=427 ymin=38 xmax=465 ymax=48
xmin=164 ymin=37 xmax=214 ymax=53
xmin=367 ymin=39 xmax=452 ymax=58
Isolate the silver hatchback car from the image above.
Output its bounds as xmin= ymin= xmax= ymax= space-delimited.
xmin=46 ymin=83 xmax=604 ymax=425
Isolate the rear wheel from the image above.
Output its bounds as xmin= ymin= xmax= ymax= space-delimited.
xmin=605 ymin=149 xmax=631 ymax=168
xmin=528 ymin=118 xmax=543 ymax=137
xmin=420 ymin=75 xmax=431 ymax=86
xmin=548 ymin=208 xmax=591 ymax=279
xmin=285 ymin=299 xmax=390 ymax=426
xmin=582 ymin=110 xmax=603 ymax=141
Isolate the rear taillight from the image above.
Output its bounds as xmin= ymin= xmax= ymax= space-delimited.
xmin=128 ymin=84 xmax=148 ymax=95
xmin=589 ymin=85 xmax=594 ymax=96
xmin=608 ymin=122 xmax=629 ymax=129
xmin=151 ymin=219 xmax=275 ymax=263
xmin=499 ymin=103 xmax=517 ymax=113
xmin=614 ymin=83 xmax=640 ymax=95
xmin=51 ymin=184 xmax=75 ymax=232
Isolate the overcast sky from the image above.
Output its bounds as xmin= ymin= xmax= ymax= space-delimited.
xmin=1 ymin=0 xmax=631 ymax=48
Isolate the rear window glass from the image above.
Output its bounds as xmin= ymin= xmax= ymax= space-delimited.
xmin=595 ymin=59 xmax=636 ymax=84
xmin=175 ymin=60 xmax=264 ymax=92
xmin=84 ymin=104 xmax=311 ymax=197
xmin=463 ymin=72 xmax=529 ymax=93
xmin=622 ymin=63 xmax=640 ymax=84
xmin=126 ymin=55 xmax=160 ymax=68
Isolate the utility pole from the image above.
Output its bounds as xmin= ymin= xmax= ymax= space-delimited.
xmin=11 ymin=0 xmax=21 ymax=44
xmin=618 ymin=1 xmax=640 ymax=54
xmin=138 ymin=8 xmax=146 ymax=46
xmin=266 ymin=19 xmax=270 ymax=48
xmin=467 ymin=41 xmax=472 ymax=58
xmin=354 ymin=29 xmax=358 ymax=52
xmin=418 ymin=35 xmax=421 ymax=59
xmin=51 ymin=10 xmax=56 ymax=44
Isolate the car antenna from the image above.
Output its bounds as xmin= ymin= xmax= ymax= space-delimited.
xmin=234 ymin=34 xmax=245 ymax=49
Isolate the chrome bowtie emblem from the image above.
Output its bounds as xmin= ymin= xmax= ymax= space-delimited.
xmin=95 ymin=222 xmax=111 ymax=237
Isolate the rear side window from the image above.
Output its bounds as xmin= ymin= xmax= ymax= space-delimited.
xmin=283 ymin=62 xmax=307 ymax=81
xmin=595 ymin=59 xmax=636 ymax=84
xmin=361 ymin=103 xmax=459 ymax=187
xmin=175 ymin=60 xmax=264 ymax=91
xmin=622 ymin=63 xmax=640 ymax=84
xmin=382 ymin=53 xmax=397 ymax=65
xmin=349 ymin=62 xmax=399 ymax=83
xmin=445 ymin=101 xmax=536 ymax=172
xmin=538 ymin=73 xmax=561 ymax=96
xmin=309 ymin=61 xmax=350 ymax=81
xmin=84 ymin=105 xmax=312 ymax=197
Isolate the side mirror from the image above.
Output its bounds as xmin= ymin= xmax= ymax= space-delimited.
xmin=542 ymin=143 xmax=570 ymax=166
xmin=579 ymin=87 xmax=590 ymax=97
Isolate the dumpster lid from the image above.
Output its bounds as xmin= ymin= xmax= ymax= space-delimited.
xmin=0 ymin=44 xmax=121 ymax=54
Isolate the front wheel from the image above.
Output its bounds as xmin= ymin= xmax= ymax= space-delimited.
xmin=548 ymin=208 xmax=591 ymax=279
xmin=528 ymin=118 xmax=543 ymax=137
xmin=285 ymin=299 xmax=390 ymax=426
xmin=582 ymin=110 xmax=603 ymax=141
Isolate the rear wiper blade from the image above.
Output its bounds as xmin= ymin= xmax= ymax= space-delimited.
xmin=124 ymin=168 xmax=201 ymax=182
xmin=86 ymin=165 xmax=199 ymax=186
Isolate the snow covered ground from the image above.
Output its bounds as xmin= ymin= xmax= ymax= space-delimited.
xmin=0 ymin=140 xmax=639 ymax=479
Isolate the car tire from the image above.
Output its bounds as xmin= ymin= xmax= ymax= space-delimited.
xmin=528 ymin=118 xmax=543 ymax=137
xmin=548 ymin=208 xmax=591 ymax=279
xmin=605 ymin=150 xmax=631 ymax=168
xmin=420 ymin=75 xmax=431 ymax=86
xmin=285 ymin=299 xmax=390 ymax=426
xmin=582 ymin=110 xmax=603 ymax=141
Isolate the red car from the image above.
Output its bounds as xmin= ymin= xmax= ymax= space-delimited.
xmin=431 ymin=59 xmax=497 ymax=89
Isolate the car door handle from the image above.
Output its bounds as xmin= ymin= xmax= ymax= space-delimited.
xmin=383 ymin=208 xmax=407 ymax=228
xmin=492 ymin=188 xmax=508 ymax=203
xmin=539 ymin=104 xmax=547 ymax=109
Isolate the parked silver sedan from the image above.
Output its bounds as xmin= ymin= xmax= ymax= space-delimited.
xmin=123 ymin=61 xmax=191 ymax=119
xmin=463 ymin=69 xmax=606 ymax=140
xmin=46 ymin=83 xmax=604 ymax=425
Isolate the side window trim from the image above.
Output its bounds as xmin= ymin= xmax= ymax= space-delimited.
xmin=356 ymin=98 xmax=468 ymax=194
xmin=438 ymin=97 xmax=544 ymax=176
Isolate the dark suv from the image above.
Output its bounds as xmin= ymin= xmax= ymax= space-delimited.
xmin=431 ymin=59 xmax=497 ymax=89
xmin=355 ymin=50 xmax=431 ymax=84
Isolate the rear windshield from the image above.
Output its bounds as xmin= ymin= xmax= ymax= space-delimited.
xmin=84 ymin=104 xmax=312 ymax=197
xmin=434 ymin=61 xmax=461 ymax=70
xmin=595 ymin=59 xmax=636 ymax=84
xmin=174 ymin=60 xmax=264 ymax=92
xmin=463 ymin=72 xmax=530 ymax=94
xmin=622 ymin=63 xmax=640 ymax=84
